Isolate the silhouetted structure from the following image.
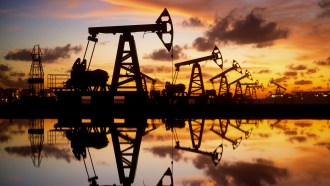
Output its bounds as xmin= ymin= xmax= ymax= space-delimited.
xmin=228 ymin=70 xmax=253 ymax=103
xmin=210 ymin=60 xmax=242 ymax=100
xmin=87 ymin=8 xmax=173 ymax=96
xmin=172 ymin=46 xmax=223 ymax=96
xmin=173 ymin=118 xmax=223 ymax=166
xmin=28 ymin=45 xmax=44 ymax=97
xmin=241 ymin=80 xmax=262 ymax=102
xmin=28 ymin=119 xmax=44 ymax=167
xmin=156 ymin=167 xmax=173 ymax=186
xmin=268 ymin=78 xmax=286 ymax=97
xmin=51 ymin=115 xmax=155 ymax=186
xmin=210 ymin=119 xmax=243 ymax=149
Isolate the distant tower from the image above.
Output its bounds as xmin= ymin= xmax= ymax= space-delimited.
xmin=28 ymin=45 xmax=44 ymax=97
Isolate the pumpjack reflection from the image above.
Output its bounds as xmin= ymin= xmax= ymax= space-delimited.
xmin=210 ymin=118 xmax=255 ymax=149
xmin=65 ymin=125 xmax=109 ymax=185
xmin=48 ymin=116 xmax=260 ymax=185
xmin=170 ymin=118 xmax=223 ymax=166
xmin=51 ymin=115 xmax=172 ymax=186
xmin=28 ymin=119 xmax=44 ymax=167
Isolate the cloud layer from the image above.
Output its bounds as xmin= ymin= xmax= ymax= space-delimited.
xmin=193 ymin=8 xmax=289 ymax=51
xmin=4 ymin=44 xmax=82 ymax=63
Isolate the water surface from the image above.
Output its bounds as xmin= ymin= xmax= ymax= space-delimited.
xmin=0 ymin=118 xmax=329 ymax=186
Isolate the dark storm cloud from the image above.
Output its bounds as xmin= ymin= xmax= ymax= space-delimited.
xmin=182 ymin=17 xmax=205 ymax=27
xmin=0 ymin=72 xmax=28 ymax=88
xmin=274 ymin=76 xmax=289 ymax=83
xmin=257 ymin=69 xmax=271 ymax=74
xmin=284 ymin=130 xmax=297 ymax=135
xmin=314 ymin=56 xmax=330 ymax=65
xmin=258 ymin=133 xmax=271 ymax=138
xmin=192 ymin=153 xmax=214 ymax=169
xmin=0 ymin=70 xmax=27 ymax=88
xmin=315 ymin=142 xmax=330 ymax=150
xmin=144 ymin=45 xmax=186 ymax=61
xmin=0 ymin=135 xmax=10 ymax=142
xmin=312 ymin=86 xmax=323 ymax=90
xmin=294 ymin=122 xmax=312 ymax=127
xmin=288 ymin=136 xmax=307 ymax=143
xmin=0 ymin=119 xmax=39 ymax=143
xmin=193 ymin=8 xmax=289 ymax=51
xmin=0 ymin=64 xmax=11 ymax=71
xmin=287 ymin=64 xmax=307 ymax=70
xmin=5 ymin=146 xmax=31 ymax=156
xmin=319 ymin=0 xmax=330 ymax=8
xmin=192 ymin=37 xmax=215 ymax=51
xmin=305 ymin=132 xmax=317 ymax=138
xmin=306 ymin=67 xmax=319 ymax=74
xmin=4 ymin=48 xmax=31 ymax=61
xmin=294 ymin=80 xmax=313 ymax=85
xmin=318 ymin=0 xmax=330 ymax=18
xmin=193 ymin=156 xmax=288 ymax=186
xmin=284 ymin=71 xmax=297 ymax=76
xmin=4 ymin=44 xmax=83 ymax=63
xmin=43 ymin=44 xmax=82 ymax=62
xmin=42 ymin=145 xmax=73 ymax=162
xmin=5 ymin=145 xmax=73 ymax=163
xmin=145 ymin=146 xmax=183 ymax=161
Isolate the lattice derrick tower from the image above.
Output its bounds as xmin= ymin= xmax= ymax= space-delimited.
xmin=28 ymin=44 xmax=44 ymax=96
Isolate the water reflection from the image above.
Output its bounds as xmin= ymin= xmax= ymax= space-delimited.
xmin=173 ymin=119 xmax=223 ymax=166
xmin=28 ymin=119 xmax=44 ymax=167
xmin=1 ymin=118 xmax=330 ymax=186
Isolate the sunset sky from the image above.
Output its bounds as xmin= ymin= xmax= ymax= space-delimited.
xmin=1 ymin=0 xmax=330 ymax=98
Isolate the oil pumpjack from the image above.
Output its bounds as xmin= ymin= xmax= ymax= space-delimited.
xmin=241 ymin=80 xmax=262 ymax=102
xmin=268 ymin=78 xmax=286 ymax=96
xmin=86 ymin=8 xmax=173 ymax=97
xmin=209 ymin=60 xmax=242 ymax=99
xmin=228 ymin=70 xmax=253 ymax=103
xmin=172 ymin=46 xmax=223 ymax=96
xmin=52 ymin=8 xmax=173 ymax=105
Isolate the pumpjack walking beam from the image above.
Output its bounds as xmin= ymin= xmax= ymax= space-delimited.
xmin=88 ymin=8 xmax=173 ymax=95
xmin=173 ymin=46 xmax=223 ymax=96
